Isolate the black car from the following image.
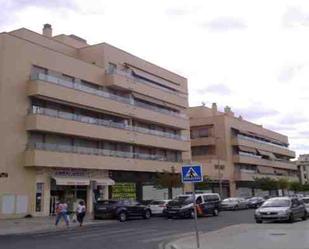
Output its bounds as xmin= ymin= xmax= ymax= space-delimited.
xmin=164 ymin=193 xmax=221 ymax=218
xmin=94 ymin=200 xmax=152 ymax=222
xmin=247 ymin=197 xmax=265 ymax=209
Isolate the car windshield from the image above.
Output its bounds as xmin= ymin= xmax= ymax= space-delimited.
xmin=173 ymin=196 xmax=193 ymax=204
xmin=262 ymin=199 xmax=291 ymax=207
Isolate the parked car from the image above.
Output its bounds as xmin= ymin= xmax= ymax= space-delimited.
xmin=301 ymin=197 xmax=309 ymax=214
xmin=149 ymin=200 xmax=171 ymax=216
xmin=255 ymin=197 xmax=307 ymax=223
xmin=247 ymin=197 xmax=265 ymax=209
xmin=94 ymin=200 xmax=152 ymax=222
xmin=164 ymin=193 xmax=221 ymax=218
xmin=220 ymin=198 xmax=248 ymax=210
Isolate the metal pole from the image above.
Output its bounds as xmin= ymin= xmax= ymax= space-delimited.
xmin=219 ymin=164 xmax=223 ymax=198
xmin=192 ymin=183 xmax=200 ymax=248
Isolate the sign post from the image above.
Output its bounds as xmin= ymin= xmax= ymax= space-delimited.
xmin=181 ymin=165 xmax=203 ymax=249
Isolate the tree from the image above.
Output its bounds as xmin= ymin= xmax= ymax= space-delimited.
xmin=253 ymin=177 xmax=278 ymax=195
xmin=277 ymin=178 xmax=289 ymax=196
xmin=289 ymin=181 xmax=303 ymax=193
xmin=154 ymin=166 xmax=182 ymax=199
xmin=195 ymin=175 xmax=212 ymax=190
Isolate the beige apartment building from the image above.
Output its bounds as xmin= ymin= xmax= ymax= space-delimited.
xmin=0 ymin=24 xmax=191 ymax=218
xmin=188 ymin=104 xmax=297 ymax=198
xmin=297 ymin=154 xmax=309 ymax=184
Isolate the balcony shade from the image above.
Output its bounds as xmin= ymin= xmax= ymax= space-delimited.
xmin=238 ymin=145 xmax=257 ymax=154
xmin=274 ymin=169 xmax=289 ymax=176
xmin=257 ymin=149 xmax=276 ymax=159
xmin=257 ymin=166 xmax=274 ymax=174
xmin=53 ymin=176 xmax=90 ymax=186
xmin=92 ymin=177 xmax=115 ymax=186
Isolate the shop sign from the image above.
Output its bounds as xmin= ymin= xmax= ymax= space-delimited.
xmin=112 ymin=183 xmax=136 ymax=200
xmin=53 ymin=168 xmax=89 ymax=177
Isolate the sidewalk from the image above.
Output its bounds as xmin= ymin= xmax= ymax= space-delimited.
xmin=163 ymin=221 xmax=309 ymax=249
xmin=0 ymin=215 xmax=116 ymax=236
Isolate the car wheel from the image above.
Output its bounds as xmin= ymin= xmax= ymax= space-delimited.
xmin=94 ymin=215 xmax=99 ymax=220
xmin=233 ymin=205 xmax=239 ymax=211
xmin=288 ymin=214 xmax=295 ymax=223
xmin=213 ymin=209 xmax=219 ymax=216
xmin=302 ymin=212 xmax=307 ymax=221
xmin=118 ymin=212 xmax=127 ymax=222
xmin=256 ymin=219 xmax=262 ymax=224
xmin=190 ymin=209 xmax=195 ymax=218
xmin=143 ymin=210 xmax=151 ymax=219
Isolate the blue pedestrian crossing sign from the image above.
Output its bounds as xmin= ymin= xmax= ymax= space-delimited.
xmin=181 ymin=165 xmax=203 ymax=183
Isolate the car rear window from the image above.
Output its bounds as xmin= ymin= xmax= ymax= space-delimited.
xmin=151 ymin=201 xmax=165 ymax=205
xmin=303 ymin=199 xmax=309 ymax=204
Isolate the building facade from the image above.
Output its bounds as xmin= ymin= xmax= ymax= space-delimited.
xmin=188 ymin=104 xmax=297 ymax=198
xmin=0 ymin=24 xmax=191 ymax=218
xmin=297 ymin=154 xmax=309 ymax=184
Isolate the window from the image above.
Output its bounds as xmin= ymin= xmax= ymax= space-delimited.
xmin=35 ymin=183 xmax=44 ymax=212
xmin=32 ymin=65 xmax=48 ymax=76
xmin=192 ymin=146 xmax=208 ymax=156
xmin=108 ymin=63 xmax=117 ymax=74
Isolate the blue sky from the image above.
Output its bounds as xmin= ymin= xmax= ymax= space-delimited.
xmin=1 ymin=0 xmax=309 ymax=156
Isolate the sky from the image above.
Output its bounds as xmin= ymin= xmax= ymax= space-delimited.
xmin=1 ymin=0 xmax=309 ymax=156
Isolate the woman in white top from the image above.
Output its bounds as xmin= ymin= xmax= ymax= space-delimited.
xmin=76 ymin=200 xmax=86 ymax=226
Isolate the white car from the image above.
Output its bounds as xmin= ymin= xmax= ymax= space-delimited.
xmin=149 ymin=200 xmax=171 ymax=215
xmin=302 ymin=197 xmax=309 ymax=213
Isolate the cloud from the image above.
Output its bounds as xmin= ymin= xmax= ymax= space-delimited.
xmin=278 ymin=64 xmax=304 ymax=82
xmin=165 ymin=8 xmax=190 ymax=16
xmin=195 ymin=83 xmax=232 ymax=95
xmin=203 ymin=17 xmax=247 ymax=32
xmin=283 ymin=6 xmax=309 ymax=27
xmin=278 ymin=114 xmax=309 ymax=125
xmin=0 ymin=0 xmax=78 ymax=28
xmin=233 ymin=105 xmax=279 ymax=121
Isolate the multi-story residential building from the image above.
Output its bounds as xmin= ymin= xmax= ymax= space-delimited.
xmin=188 ymin=104 xmax=297 ymax=198
xmin=0 ymin=24 xmax=191 ymax=218
xmin=297 ymin=154 xmax=309 ymax=184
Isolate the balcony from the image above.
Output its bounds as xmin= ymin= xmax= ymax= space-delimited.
xmin=232 ymin=135 xmax=295 ymax=158
xmin=24 ymin=144 xmax=182 ymax=172
xmin=233 ymin=154 xmax=297 ymax=170
xmin=26 ymin=113 xmax=188 ymax=151
xmin=28 ymin=75 xmax=188 ymax=129
xmin=104 ymin=69 xmax=188 ymax=107
xmin=234 ymin=170 xmax=299 ymax=182
xmin=30 ymin=72 xmax=187 ymax=119
xmin=191 ymin=136 xmax=216 ymax=147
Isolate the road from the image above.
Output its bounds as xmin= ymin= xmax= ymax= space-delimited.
xmin=0 ymin=209 xmax=255 ymax=249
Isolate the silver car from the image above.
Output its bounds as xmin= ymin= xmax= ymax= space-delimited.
xmin=221 ymin=198 xmax=248 ymax=210
xmin=302 ymin=197 xmax=309 ymax=214
xmin=255 ymin=197 xmax=307 ymax=223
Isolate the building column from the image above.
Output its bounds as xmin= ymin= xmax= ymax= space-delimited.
xmin=87 ymin=183 xmax=94 ymax=214
xmin=229 ymin=181 xmax=237 ymax=197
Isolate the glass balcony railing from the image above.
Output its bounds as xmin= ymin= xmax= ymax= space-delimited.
xmin=27 ymin=142 xmax=182 ymax=162
xmin=237 ymin=134 xmax=289 ymax=150
xmin=29 ymin=106 xmax=188 ymax=141
xmin=31 ymin=72 xmax=187 ymax=119
xmin=106 ymin=68 xmax=188 ymax=99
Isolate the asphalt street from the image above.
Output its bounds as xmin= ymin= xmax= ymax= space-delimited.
xmin=0 ymin=209 xmax=255 ymax=249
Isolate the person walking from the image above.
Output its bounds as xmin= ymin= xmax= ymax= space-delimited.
xmin=76 ymin=200 xmax=86 ymax=227
xmin=55 ymin=200 xmax=69 ymax=227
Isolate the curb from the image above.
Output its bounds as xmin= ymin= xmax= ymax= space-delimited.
xmin=157 ymin=232 xmax=195 ymax=249
xmin=0 ymin=220 xmax=117 ymax=236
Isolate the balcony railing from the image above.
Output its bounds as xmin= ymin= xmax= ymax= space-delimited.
xmin=27 ymin=142 xmax=182 ymax=163
xmin=106 ymin=68 xmax=188 ymax=98
xmin=237 ymin=134 xmax=289 ymax=150
xmin=29 ymin=106 xmax=188 ymax=141
xmin=237 ymin=153 xmax=295 ymax=165
xmin=31 ymin=72 xmax=187 ymax=119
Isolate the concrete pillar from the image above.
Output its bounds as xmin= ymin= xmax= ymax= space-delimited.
xmin=87 ymin=183 xmax=94 ymax=214
xmin=229 ymin=181 xmax=237 ymax=197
